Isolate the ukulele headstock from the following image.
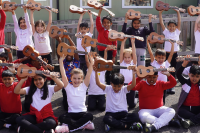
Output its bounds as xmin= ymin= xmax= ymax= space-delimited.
xmin=51 ymin=8 xmax=58 ymax=13
xmin=167 ymin=67 xmax=176 ymax=72
xmin=177 ymin=41 xmax=183 ymax=46
xmin=10 ymin=46 xmax=19 ymax=50
xmin=176 ymin=56 xmax=185 ymax=62
xmin=127 ymin=65 xmax=137 ymax=71
xmin=13 ymin=63 xmax=22 ymax=68
xmin=151 ymin=15 xmax=157 ymax=20
xmin=75 ymin=33 xmax=84 ymax=38
xmin=135 ymin=36 xmax=144 ymax=42
xmin=179 ymin=8 xmax=185 ymax=13
xmin=46 ymin=64 xmax=54 ymax=71
xmin=50 ymin=72 xmax=60 ymax=78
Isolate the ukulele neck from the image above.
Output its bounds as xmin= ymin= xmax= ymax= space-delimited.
xmin=0 ymin=63 xmax=13 ymax=67
xmin=184 ymin=57 xmax=199 ymax=61
xmin=0 ymin=45 xmax=9 ymax=48
xmin=36 ymin=57 xmax=47 ymax=66
xmin=96 ymin=42 xmax=107 ymax=47
xmin=74 ymin=50 xmax=88 ymax=55
xmin=169 ymin=6 xmax=179 ymax=10
xmin=63 ymin=32 xmax=75 ymax=36
xmin=15 ymin=4 xmax=25 ymax=7
xmin=140 ymin=14 xmax=149 ymax=17
xmin=153 ymin=68 xmax=167 ymax=72
xmin=102 ymin=7 xmax=115 ymax=17
xmin=164 ymin=38 xmax=177 ymax=43
xmin=113 ymin=65 xmax=127 ymax=69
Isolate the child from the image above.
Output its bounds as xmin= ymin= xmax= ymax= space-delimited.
xmin=76 ymin=10 xmax=94 ymax=76
xmin=182 ymin=61 xmax=199 ymax=76
xmin=55 ymin=54 xmax=94 ymax=132
xmin=159 ymin=9 xmax=181 ymax=94
xmin=122 ymin=13 xmax=154 ymax=66
xmin=147 ymin=39 xmax=174 ymax=104
xmin=96 ymin=6 xmax=117 ymax=85
xmin=30 ymin=8 xmax=53 ymax=64
xmin=130 ymin=72 xmax=180 ymax=133
xmin=94 ymin=66 xmax=142 ymax=132
xmin=11 ymin=5 xmax=34 ymax=62
xmin=14 ymin=71 xmax=64 ymax=133
xmin=120 ymin=38 xmax=137 ymax=109
xmin=176 ymin=56 xmax=200 ymax=129
xmin=0 ymin=6 xmax=6 ymax=53
xmin=194 ymin=15 xmax=200 ymax=55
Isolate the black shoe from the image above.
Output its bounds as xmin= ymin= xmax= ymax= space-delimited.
xmin=167 ymin=88 xmax=175 ymax=95
xmin=169 ymin=118 xmax=181 ymax=128
xmin=144 ymin=123 xmax=157 ymax=133
xmin=130 ymin=122 xmax=143 ymax=131
xmin=181 ymin=119 xmax=195 ymax=129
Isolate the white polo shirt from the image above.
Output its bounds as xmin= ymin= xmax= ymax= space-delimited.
xmin=195 ymin=31 xmax=200 ymax=54
xmin=104 ymin=85 xmax=129 ymax=113
xmin=120 ymin=60 xmax=134 ymax=84
xmin=77 ymin=32 xmax=93 ymax=55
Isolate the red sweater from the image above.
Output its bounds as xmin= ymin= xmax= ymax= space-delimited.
xmin=96 ymin=16 xmax=117 ymax=57
xmin=23 ymin=103 xmax=58 ymax=124
xmin=0 ymin=10 xmax=6 ymax=46
xmin=130 ymin=75 xmax=176 ymax=110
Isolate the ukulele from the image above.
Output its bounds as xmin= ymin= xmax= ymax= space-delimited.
xmin=69 ymin=5 xmax=98 ymax=16
xmin=0 ymin=0 xmax=2 ymax=6
xmin=0 ymin=62 xmax=21 ymax=69
xmin=23 ymin=45 xmax=54 ymax=71
xmin=176 ymin=56 xmax=200 ymax=62
xmin=94 ymin=57 xmax=136 ymax=72
xmin=17 ymin=64 xmax=60 ymax=78
xmin=126 ymin=9 xmax=157 ymax=20
xmin=155 ymin=1 xmax=185 ymax=13
xmin=2 ymin=1 xmax=24 ymax=11
xmin=0 ymin=44 xmax=18 ymax=50
xmin=148 ymin=32 xmax=183 ymax=45
xmin=188 ymin=6 xmax=200 ymax=16
xmin=82 ymin=36 xmax=117 ymax=50
xmin=137 ymin=65 xmax=176 ymax=78
xmin=108 ymin=30 xmax=144 ymax=42
xmin=49 ymin=26 xmax=83 ymax=39
xmin=87 ymin=0 xmax=115 ymax=17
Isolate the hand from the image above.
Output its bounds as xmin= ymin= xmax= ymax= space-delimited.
xmin=22 ymin=5 xmax=27 ymax=10
xmin=159 ymin=10 xmax=164 ymax=13
xmin=131 ymin=37 xmax=135 ymax=43
xmin=0 ymin=6 xmax=2 ymax=10
xmin=122 ymin=37 xmax=128 ymax=43
xmin=42 ymin=70 xmax=55 ymax=79
xmin=7 ymin=65 xmax=16 ymax=74
xmin=182 ymin=55 xmax=190 ymax=67
xmin=161 ymin=71 xmax=170 ymax=76
xmin=169 ymin=40 xmax=174 ymax=46
xmin=125 ymin=12 xmax=129 ymax=22
xmin=43 ymin=58 xmax=49 ymax=64
xmin=59 ymin=54 xmax=66 ymax=62
xmin=148 ymin=14 xmax=152 ymax=22
xmin=99 ymin=5 xmax=103 ymax=11
xmin=173 ymin=7 xmax=179 ymax=12
xmin=105 ymin=45 xmax=113 ymax=51
xmin=3 ymin=45 xmax=11 ymax=52
xmin=93 ymin=65 xmax=98 ymax=71
xmin=87 ymin=10 xmax=92 ymax=16
xmin=45 ymin=6 xmax=52 ymax=12
xmin=82 ymin=10 xmax=87 ymax=15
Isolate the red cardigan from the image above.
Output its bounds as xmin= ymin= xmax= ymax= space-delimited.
xmin=96 ymin=16 xmax=117 ymax=57
xmin=0 ymin=10 xmax=6 ymax=46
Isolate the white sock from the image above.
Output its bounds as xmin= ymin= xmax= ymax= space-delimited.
xmin=5 ymin=124 xmax=11 ymax=128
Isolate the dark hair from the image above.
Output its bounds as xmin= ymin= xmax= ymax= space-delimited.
xmin=2 ymin=70 xmax=15 ymax=78
xmin=0 ymin=53 xmax=8 ymax=60
xmin=168 ymin=20 xmax=177 ymax=26
xmin=191 ymin=61 xmax=198 ymax=65
xmin=18 ymin=17 xmax=25 ymax=27
xmin=155 ymin=49 xmax=166 ymax=56
xmin=35 ymin=20 xmax=46 ymax=32
xmin=110 ymin=73 xmax=124 ymax=85
xmin=154 ymin=72 xmax=158 ymax=75
xmin=27 ymin=74 xmax=49 ymax=105
xmin=189 ymin=65 xmax=200 ymax=75
xmin=80 ymin=22 xmax=89 ymax=28
xmin=102 ymin=15 xmax=112 ymax=23
xmin=132 ymin=18 xmax=141 ymax=26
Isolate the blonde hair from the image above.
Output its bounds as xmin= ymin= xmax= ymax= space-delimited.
xmin=123 ymin=48 xmax=133 ymax=58
xmin=70 ymin=68 xmax=84 ymax=78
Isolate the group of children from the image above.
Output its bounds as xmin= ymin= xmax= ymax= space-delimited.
xmin=0 ymin=3 xmax=200 ymax=133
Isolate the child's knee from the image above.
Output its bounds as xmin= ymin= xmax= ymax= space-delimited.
xmin=46 ymin=119 xmax=57 ymax=129
xmin=167 ymin=108 xmax=175 ymax=117
xmin=139 ymin=112 xmax=149 ymax=123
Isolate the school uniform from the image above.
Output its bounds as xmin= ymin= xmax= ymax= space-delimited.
xmin=59 ymin=83 xmax=93 ymax=132
xmin=103 ymin=85 xmax=140 ymax=129
xmin=195 ymin=30 xmax=200 ymax=54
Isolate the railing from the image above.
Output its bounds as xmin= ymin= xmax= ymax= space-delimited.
xmin=4 ymin=13 xmax=197 ymax=63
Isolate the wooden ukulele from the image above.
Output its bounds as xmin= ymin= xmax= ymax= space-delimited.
xmin=0 ymin=44 xmax=18 ymax=50
xmin=49 ymin=26 xmax=83 ymax=39
xmin=69 ymin=5 xmax=98 ymax=16
xmin=17 ymin=64 xmax=60 ymax=78
xmin=82 ymin=36 xmax=117 ymax=50
xmin=108 ymin=30 xmax=144 ymax=42
xmin=188 ymin=6 xmax=200 ymax=16
xmin=94 ymin=57 xmax=136 ymax=72
xmin=0 ymin=62 xmax=21 ymax=69
xmin=137 ymin=65 xmax=176 ymax=78
xmin=87 ymin=0 xmax=115 ymax=17
xmin=126 ymin=9 xmax=157 ymax=20
xmin=0 ymin=0 xmax=2 ymax=6
xmin=23 ymin=45 xmax=54 ymax=71
xmin=176 ymin=56 xmax=200 ymax=62
xmin=155 ymin=1 xmax=185 ymax=13
xmin=148 ymin=32 xmax=183 ymax=45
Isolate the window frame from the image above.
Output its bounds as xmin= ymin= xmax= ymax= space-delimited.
xmin=122 ymin=0 xmax=153 ymax=8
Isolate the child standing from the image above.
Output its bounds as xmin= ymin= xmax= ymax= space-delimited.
xmin=194 ymin=15 xmax=200 ymax=55
xmin=0 ymin=6 xmax=6 ymax=53
xmin=159 ymin=9 xmax=181 ymax=94
xmin=55 ymin=54 xmax=94 ymax=132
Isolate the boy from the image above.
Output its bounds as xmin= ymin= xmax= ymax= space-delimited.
xmin=159 ymin=9 xmax=181 ymax=95
xmin=77 ymin=10 xmax=94 ymax=76
xmin=147 ymin=39 xmax=174 ymax=104
xmin=130 ymin=71 xmax=180 ymax=133
xmin=95 ymin=65 xmax=143 ymax=132
xmin=176 ymin=56 xmax=200 ymax=129
xmin=96 ymin=6 xmax=117 ymax=85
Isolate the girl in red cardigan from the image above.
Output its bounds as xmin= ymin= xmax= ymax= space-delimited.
xmin=0 ymin=6 xmax=6 ymax=53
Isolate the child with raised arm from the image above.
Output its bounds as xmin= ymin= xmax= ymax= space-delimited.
xmin=0 ymin=6 xmax=6 ymax=53
xmin=194 ymin=15 xmax=200 ymax=55
xmin=55 ymin=54 xmax=95 ymax=132
xmin=159 ymin=9 xmax=181 ymax=94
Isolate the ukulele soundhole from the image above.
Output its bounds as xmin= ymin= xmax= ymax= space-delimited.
xmin=9 ymin=4 xmax=12 ymax=7
xmin=158 ymin=37 xmax=161 ymax=40
xmin=90 ymin=41 xmax=94 ymax=45
xmin=196 ymin=9 xmax=198 ymax=12
xmin=146 ymin=69 xmax=150 ymax=73
xmin=105 ymin=65 xmax=109 ymax=68
xmin=163 ymin=5 xmax=167 ymax=8
xmin=31 ymin=53 xmax=35 ymax=56
xmin=28 ymin=70 xmax=33 ymax=74
xmin=51 ymin=29 xmax=54 ymax=34
xmin=118 ymin=34 xmax=121 ymax=37
xmin=35 ymin=4 xmax=39 ymax=7
xmin=57 ymin=31 xmax=61 ymax=35
xmin=135 ymin=13 xmax=138 ymax=16
xmin=67 ymin=49 xmax=72 ymax=53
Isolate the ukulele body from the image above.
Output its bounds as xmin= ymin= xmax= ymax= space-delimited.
xmin=2 ymin=1 xmax=17 ymax=11
xmin=82 ymin=36 xmax=98 ymax=47
xmin=57 ymin=43 xmax=76 ymax=56
xmin=17 ymin=64 xmax=37 ymax=78
xmin=50 ymin=26 xmax=65 ymax=38
xmin=23 ymin=45 xmax=39 ymax=60
xmin=127 ymin=9 xmax=141 ymax=20
xmin=137 ymin=65 xmax=154 ymax=78
xmin=155 ymin=1 xmax=170 ymax=11
xmin=148 ymin=32 xmax=165 ymax=44
xmin=0 ymin=0 xmax=2 ymax=6
xmin=87 ymin=0 xmax=102 ymax=10
xmin=94 ymin=58 xmax=114 ymax=72
xmin=108 ymin=30 xmax=125 ymax=41
xmin=26 ymin=0 xmax=42 ymax=11
xmin=188 ymin=6 xmax=200 ymax=16
xmin=69 ymin=5 xmax=84 ymax=14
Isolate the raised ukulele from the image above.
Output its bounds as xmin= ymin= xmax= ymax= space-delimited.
xmin=148 ymin=32 xmax=183 ymax=45
xmin=87 ymin=0 xmax=115 ymax=17
xmin=108 ymin=30 xmax=144 ymax=42
xmin=155 ymin=1 xmax=185 ymax=13
xmin=69 ymin=5 xmax=98 ymax=16
xmin=82 ymin=36 xmax=117 ymax=50
xmin=0 ymin=63 xmax=21 ymax=68
xmin=176 ymin=56 xmax=200 ymax=62
xmin=23 ymin=45 xmax=54 ymax=71
xmin=188 ymin=6 xmax=200 ymax=16
xmin=137 ymin=65 xmax=175 ymax=78
xmin=126 ymin=9 xmax=157 ymax=20
xmin=17 ymin=64 xmax=60 ymax=78
xmin=0 ymin=44 xmax=18 ymax=50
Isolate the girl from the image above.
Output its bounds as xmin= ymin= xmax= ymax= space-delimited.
xmin=14 ymin=71 xmax=64 ymax=133
xmin=55 ymin=54 xmax=94 ymax=132
xmin=122 ymin=13 xmax=154 ymax=66
xmin=0 ymin=6 xmax=6 ymax=53
xmin=120 ymin=38 xmax=137 ymax=109
xmin=30 ymin=8 xmax=52 ymax=64
xmin=11 ymin=5 xmax=34 ymax=62
xmin=194 ymin=15 xmax=200 ymax=55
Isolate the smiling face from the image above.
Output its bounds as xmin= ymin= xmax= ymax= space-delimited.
xmin=132 ymin=20 xmax=141 ymax=29
xmin=123 ymin=52 xmax=133 ymax=64
xmin=189 ymin=73 xmax=200 ymax=84
xmin=146 ymin=75 xmax=158 ymax=85
xmin=155 ymin=55 xmax=166 ymax=65
xmin=102 ymin=18 xmax=112 ymax=30
xmin=36 ymin=23 xmax=45 ymax=34
xmin=80 ymin=27 xmax=89 ymax=35
xmin=0 ymin=57 xmax=7 ymax=63
xmin=167 ymin=23 xmax=177 ymax=32
xmin=111 ymin=83 xmax=123 ymax=93
xmin=20 ymin=19 xmax=27 ymax=30
xmin=71 ymin=74 xmax=83 ymax=87
xmin=2 ymin=76 xmax=15 ymax=87
xmin=33 ymin=75 xmax=46 ymax=89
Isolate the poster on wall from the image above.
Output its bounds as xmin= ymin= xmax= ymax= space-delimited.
xmin=80 ymin=0 xmax=112 ymax=8
xmin=122 ymin=0 xmax=153 ymax=8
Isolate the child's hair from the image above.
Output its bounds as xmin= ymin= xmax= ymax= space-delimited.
xmin=155 ymin=49 xmax=166 ymax=57
xmin=132 ymin=18 xmax=141 ymax=25
xmin=189 ymin=65 xmax=200 ymax=75
xmin=102 ymin=15 xmax=112 ymax=23
xmin=80 ymin=22 xmax=89 ymax=28
xmin=191 ymin=61 xmax=198 ymax=65
xmin=154 ymin=72 xmax=158 ymax=75
xmin=2 ymin=70 xmax=15 ymax=78
xmin=71 ymin=68 xmax=84 ymax=78
xmin=110 ymin=73 xmax=124 ymax=85
xmin=123 ymin=48 xmax=133 ymax=58
xmin=168 ymin=20 xmax=177 ymax=26
xmin=35 ymin=20 xmax=46 ymax=32
xmin=0 ymin=53 xmax=8 ymax=60
xmin=18 ymin=17 xmax=25 ymax=27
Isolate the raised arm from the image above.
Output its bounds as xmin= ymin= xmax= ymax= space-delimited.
xmin=45 ymin=8 xmax=52 ymax=32
xmin=167 ymin=41 xmax=174 ymax=63
xmin=176 ymin=58 xmax=189 ymax=85
xmin=127 ymin=67 xmax=137 ymax=91
xmin=120 ymin=38 xmax=126 ymax=63
xmin=0 ymin=7 xmax=6 ymax=30
xmin=195 ymin=15 xmax=200 ymax=32
xmin=77 ymin=11 xmax=86 ymax=34
xmin=11 ymin=10 xmax=19 ymax=33
xmin=88 ymin=10 xmax=94 ymax=34
xmin=23 ymin=5 xmax=32 ymax=34
xmin=175 ymin=9 xmax=181 ymax=31
xmin=84 ymin=55 xmax=94 ymax=87
xmin=159 ymin=10 xmax=165 ymax=31
xmin=59 ymin=54 xmax=69 ymax=88
xmin=144 ymin=15 xmax=155 ymax=35
xmin=147 ymin=39 xmax=154 ymax=63
xmin=4 ymin=47 xmax=13 ymax=62
xmin=161 ymin=71 xmax=177 ymax=90
xmin=65 ymin=35 xmax=79 ymax=60
xmin=94 ymin=68 xmax=106 ymax=90
xmin=96 ymin=7 xmax=104 ymax=32
xmin=131 ymin=38 xmax=137 ymax=65
xmin=30 ymin=10 xmax=35 ymax=35
xmin=14 ymin=77 xmax=28 ymax=95
xmin=122 ymin=13 xmax=128 ymax=34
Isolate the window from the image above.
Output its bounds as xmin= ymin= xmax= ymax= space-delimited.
xmin=21 ymin=0 xmax=52 ymax=8
xmin=80 ymin=0 xmax=112 ymax=8
xmin=122 ymin=0 xmax=153 ymax=8
xmin=2 ymin=0 xmax=10 ymax=1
